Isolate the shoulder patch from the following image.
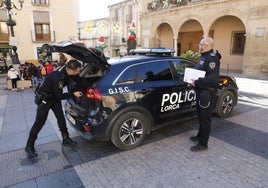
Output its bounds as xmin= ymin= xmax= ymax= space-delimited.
xmin=58 ymin=81 xmax=64 ymax=89
xmin=209 ymin=62 xmax=216 ymax=69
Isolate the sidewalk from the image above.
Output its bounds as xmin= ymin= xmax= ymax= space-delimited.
xmin=0 ymin=74 xmax=83 ymax=188
xmin=0 ymin=73 xmax=268 ymax=188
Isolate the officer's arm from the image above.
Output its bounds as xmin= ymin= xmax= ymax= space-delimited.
xmin=195 ymin=61 xmax=219 ymax=87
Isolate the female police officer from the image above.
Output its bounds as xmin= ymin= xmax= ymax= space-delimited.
xmin=188 ymin=37 xmax=220 ymax=152
xmin=25 ymin=59 xmax=83 ymax=158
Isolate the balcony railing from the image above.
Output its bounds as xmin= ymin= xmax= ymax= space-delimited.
xmin=31 ymin=0 xmax=50 ymax=6
xmin=31 ymin=30 xmax=55 ymax=42
xmin=147 ymin=0 xmax=210 ymax=12
xmin=0 ymin=33 xmax=9 ymax=42
xmin=110 ymin=37 xmax=140 ymax=47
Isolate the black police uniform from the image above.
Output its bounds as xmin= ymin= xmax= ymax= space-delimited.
xmin=26 ymin=66 xmax=81 ymax=157
xmin=194 ymin=49 xmax=220 ymax=147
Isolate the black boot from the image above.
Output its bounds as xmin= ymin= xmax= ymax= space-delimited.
xmin=62 ymin=132 xmax=77 ymax=146
xmin=25 ymin=137 xmax=38 ymax=158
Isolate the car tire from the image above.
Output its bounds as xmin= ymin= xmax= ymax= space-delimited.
xmin=215 ymin=91 xmax=235 ymax=118
xmin=111 ymin=111 xmax=149 ymax=150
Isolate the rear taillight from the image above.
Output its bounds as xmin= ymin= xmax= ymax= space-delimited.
xmin=86 ymin=88 xmax=102 ymax=100
xmin=83 ymin=123 xmax=92 ymax=133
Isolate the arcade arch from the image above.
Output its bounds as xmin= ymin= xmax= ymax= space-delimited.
xmin=152 ymin=16 xmax=245 ymax=73
xmin=210 ymin=16 xmax=246 ymax=73
xmin=155 ymin=23 xmax=174 ymax=49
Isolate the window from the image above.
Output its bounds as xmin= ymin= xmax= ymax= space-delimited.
xmin=172 ymin=60 xmax=195 ymax=74
xmin=35 ymin=24 xmax=50 ymax=41
xmin=33 ymin=11 xmax=50 ymax=41
xmin=230 ymin=31 xmax=246 ymax=55
xmin=126 ymin=5 xmax=133 ymax=22
xmin=138 ymin=61 xmax=173 ymax=82
xmin=32 ymin=0 xmax=49 ymax=6
xmin=116 ymin=66 xmax=136 ymax=85
xmin=171 ymin=60 xmax=195 ymax=80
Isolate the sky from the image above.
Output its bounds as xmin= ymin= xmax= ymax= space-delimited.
xmin=79 ymin=0 xmax=123 ymax=21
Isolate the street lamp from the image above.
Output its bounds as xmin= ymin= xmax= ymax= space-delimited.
xmin=0 ymin=0 xmax=24 ymax=64
xmin=0 ymin=0 xmax=24 ymax=37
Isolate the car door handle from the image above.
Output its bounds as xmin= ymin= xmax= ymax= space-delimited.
xmin=136 ymin=88 xmax=154 ymax=94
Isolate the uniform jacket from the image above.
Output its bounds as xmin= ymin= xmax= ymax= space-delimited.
xmin=194 ymin=49 xmax=220 ymax=89
xmin=39 ymin=66 xmax=81 ymax=101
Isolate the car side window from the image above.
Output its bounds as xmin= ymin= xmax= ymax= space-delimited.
xmin=138 ymin=61 xmax=173 ymax=82
xmin=172 ymin=60 xmax=195 ymax=80
xmin=115 ymin=65 xmax=136 ymax=85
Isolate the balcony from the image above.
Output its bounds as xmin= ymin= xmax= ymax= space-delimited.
xmin=31 ymin=30 xmax=55 ymax=43
xmin=31 ymin=0 xmax=50 ymax=7
xmin=110 ymin=37 xmax=140 ymax=48
xmin=147 ymin=0 xmax=211 ymax=12
xmin=0 ymin=33 xmax=9 ymax=43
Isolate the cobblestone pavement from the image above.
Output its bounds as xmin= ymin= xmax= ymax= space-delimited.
xmin=0 ymin=73 xmax=268 ymax=188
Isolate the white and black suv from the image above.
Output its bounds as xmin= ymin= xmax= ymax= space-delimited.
xmin=41 ymin=41 xmax=239 ymax=150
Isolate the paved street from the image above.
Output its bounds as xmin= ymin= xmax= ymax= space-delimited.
xmin=0 ymin=73 xmax=268 ymax=188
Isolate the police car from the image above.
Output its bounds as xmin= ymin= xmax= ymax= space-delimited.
xmin=41 ymin=42 xmax=238 ymax=150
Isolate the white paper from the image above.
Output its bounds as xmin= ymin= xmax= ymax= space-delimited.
xmin=183 ymin=68 xmax=206 ymax=83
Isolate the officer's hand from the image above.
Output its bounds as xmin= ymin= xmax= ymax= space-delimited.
xmin=73 ymin=91 xmax=83 ymax=98
xmin=188 ymin=80 xmax=195 ymax=87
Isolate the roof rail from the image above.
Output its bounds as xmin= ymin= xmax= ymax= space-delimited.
xmin=129 ymin=48 xmax=175 ymax=56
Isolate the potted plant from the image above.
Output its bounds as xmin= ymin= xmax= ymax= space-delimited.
xmin=180 ymin=50 xmax=201 ymax=63
xmin=6 ymin=19 xmax=16 ymax=27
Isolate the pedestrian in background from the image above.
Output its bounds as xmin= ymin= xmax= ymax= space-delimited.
xmin=40 ymin=61 xmax=54 ymax=78
xmin=25 ymin=59 xmax=84 ymax=158
xmin=7 ymin=65 xmax=19 ymax=91
xmin=28 ymin=63 xmax=40 ymax=88
xmin=188 ymin=37 xmax=220 ymax=152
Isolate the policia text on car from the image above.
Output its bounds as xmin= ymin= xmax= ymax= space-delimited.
xmin=25 ymin=60 xmax=84 ymax=158
xmin=188 ymin=37 xmax=220 ymax=152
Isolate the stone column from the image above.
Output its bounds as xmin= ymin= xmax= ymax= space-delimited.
xmin=173 ymin=36 xmax=178 ymax=56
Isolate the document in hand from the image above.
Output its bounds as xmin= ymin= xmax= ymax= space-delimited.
xmin=183 ymin=68 xmax=206 ymax=83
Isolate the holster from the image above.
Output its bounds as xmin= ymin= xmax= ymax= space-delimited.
xmin=34 ymin=92 xmax=44 ymax=105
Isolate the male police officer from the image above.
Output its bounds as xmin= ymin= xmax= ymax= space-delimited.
xmin=25 ymin=59 xmax=83 ymax=158
xmin=189 ymin=37 xmax=220 ymax=152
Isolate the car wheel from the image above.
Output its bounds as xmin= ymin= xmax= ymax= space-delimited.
xmin=216 ymin=91 xmax=235 ymax=118
xmin=111 ymin=111 xmax=148 ymax=150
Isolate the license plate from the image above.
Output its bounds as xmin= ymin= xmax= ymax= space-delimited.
xmin=66 ymin=113 xmax=75 ymax=125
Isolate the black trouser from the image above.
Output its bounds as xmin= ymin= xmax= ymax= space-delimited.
xmin=11 ymin=78 xmax=17 ymax=89
xmin=29 ymin=99 xmax=68 ymax=140
xmin=196 ymin=89 xmax=216 ymax=146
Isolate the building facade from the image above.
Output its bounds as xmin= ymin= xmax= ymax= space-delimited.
xmin=0 ymin=0 xmax=79 ymax=66
xmin=108 ymin=0 xmax=268 ymax=75
xmin=78 ymin=18 xmax=110 ymax=56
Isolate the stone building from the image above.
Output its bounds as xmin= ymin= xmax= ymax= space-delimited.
xmin=0 ymin=0 xmax=79 ymax=65
xmin=78 ymin=18 xmax=110 ymax=56
xmin=109 ymin=0 xmax=268 ymax=75
xmin=108 ymin=0 xmax=140 ymax=57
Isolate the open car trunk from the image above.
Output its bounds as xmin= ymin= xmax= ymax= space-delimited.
xmin=41 ymin=41 xmax=109 ymax=129
xmin=40 ymin=41 xmax=109 ymax=71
